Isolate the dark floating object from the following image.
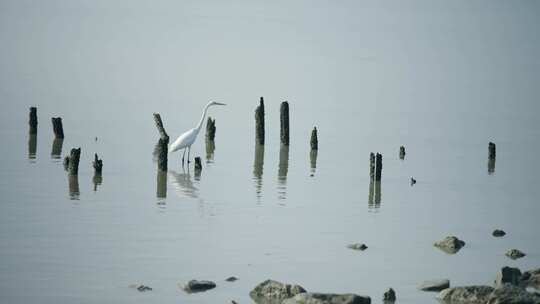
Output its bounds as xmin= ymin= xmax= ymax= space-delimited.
xmin=492 ymin=229 xmax=506 ymax=237
xmin=418 ymin=279 xmax=450 ymax=292
xmin=182 ymin=280 xmax=217 ymax=293
xmin=506 ymin=249 xmax=526 ymax=260
xmin=310 ymin=127 xmax=318 ymax=151
xmin=255 ymin=97 xmax=265 ymax=145
xmin=225 ymin=276 xmax=238 ymax=282
xmin=153 ymin=113 xmax=169 ymax=171
xmin=383 ymin=287 xmax=396 ymax=302
xmin=280 ymin=101 xmax=289 ymax=146
xmin=93 ymin=153 xmax=103 ymax=174
xmin=399 ymin=145 xmax=405 ymax=160
xmin=206 ymin=117 xmax=216 ymax=141
xmin=410 ymin=177 xmax=416 ymax=186
xmin=29 ymin=107 xmax=38 ymax=135
xmin=434 ymin=236 xmax=466 ymax=254
xmin=51 ymin=117 xmax=64 ymax=138
xmin=194 ymin=157 xmax=202 ymax=171
xmin=129 ymin=284 xmax=152 ymax=292
xmin=65 ymin=147 xmax=81 ymax=175
xmin=347 ymin=243 xmax=368 ymax=251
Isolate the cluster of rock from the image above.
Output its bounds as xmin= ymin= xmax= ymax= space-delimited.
xmin=436 ymin=266 xmax=540 ymax=303
xmin=249 ymin=279 xmax=371 ymax=304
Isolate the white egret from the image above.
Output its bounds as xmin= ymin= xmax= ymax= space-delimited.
xmin=169 ymin=101 xmax=226 ymax=164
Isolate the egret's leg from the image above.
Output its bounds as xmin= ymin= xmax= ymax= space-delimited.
xmin=187 ymin=146 xmax=191 ymax=163
xmin=182 ymin=148 xmax=186 ymax=164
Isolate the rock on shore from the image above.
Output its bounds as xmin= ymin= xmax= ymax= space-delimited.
xmin=250 ymin=280 xmax=306 ymax=303
xmin=282 ymin=293 xmax=372 ymax=304
xmin=418 ymin=279 xmax=450 ymax=291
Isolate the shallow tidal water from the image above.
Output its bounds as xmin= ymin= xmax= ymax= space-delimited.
xmin=1 ymin=1 xmax=540 ymax=303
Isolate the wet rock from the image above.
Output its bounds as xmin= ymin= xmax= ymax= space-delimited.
xmin=182 ymin=280 xmax=216 ymax=293
xmin=347 ymin=243 xmax=368 ymax=251
xmin=493 ymin=229 xmax=506 ymax=237
xmin=495 ymin=267 xmax=522 ymax=287
xmin=250 ymin=279 xmax=306 ymax=304
xmin=282 ymin=293 xmax=371 ymax=304
xmin=383 ymin=288 xmax=396 ymax=302
xmin=487 ymin=284 xmax=540 ymax=304
xmin=129 ymin=284 xmax=152 ymax=292
xmin=506 ymin=249 xmax=526 ymax=260
xmin=434 ymin=236 xmax=466 ymax=254
xmin=437 ymin=286 xmax=494 ymax=303
xmin=418 ymin=279 xmax=450 ymax=291
xmin=522 ymin=268 xmax=540 ymax=289
xmin=226 ymin=276 xmax=239 ymax=282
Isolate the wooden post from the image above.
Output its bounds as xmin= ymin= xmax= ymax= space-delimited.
xmin=93 ymin=153 xmax=103 ymax=174
xmin=310 ymin=150 xmax=318 ymax=174
xmin=280 ymin=101 xmax=289 ymax=146
xmin=194 ymin=157 xmax=202 ymax=171
xmin=66 ymin=148 xmax=81 ymax=175
xmin=255 ymin=97 xmax=265 ymax=145
xmin=51 ymin=138 xmax=63 ymax=159
xmin=153 ymin=113 xmax=169 ymax=171
xmin=28 ymin=134 xmax=37 ymax=160
xmin=156 ymin=170 xmax=167 ymax=199
xmin=69 ymin=175 xmax=80 ymax=200
xmin=310 ymin=127 xmax=318 ymax=151
xmin=51 ymin=117 xmax=64 ymax=138
xmin=399 ymin=146 xmax=406 ymax=160
xmin=369 ymin=152 xmax=375 ymax=180
xmin=29 ymin=107 xmax=38 ymax=134
xmin=206 ymin=139 xmax=215 ymax=163
xmin=375 ymin=153 xmax=383 ymax=181
xmin=488 ymin=142 xmax=496 ymax=159
xmin=206 ymin=117 xmax=216 ymax=141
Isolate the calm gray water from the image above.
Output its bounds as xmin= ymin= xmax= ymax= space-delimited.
xmin=1 ymin=1 xmax=539 ymax=303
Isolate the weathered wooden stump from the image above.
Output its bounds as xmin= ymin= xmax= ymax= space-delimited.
xmin=194 ymin=157 xmax=202 ymax=171
xmin=368 ymin=180 xmax=374 ymax=207
xmin=206 ymin=117 xmax=216 ymax=141
xmin=280 ymin=101 xmax=289 ymax=146
xmin=156 ymin=170 xmax=167 ymax=199
xmin=205 ymin=139 xmax=215 ymax=162
xmin=488 ymin=142 xmax=496 ymax=159
xmin=93 ymin=153 xmax=103 ymax=175
xmin=29 ymin=107 xmax=38 ymax=134
xmin=310 ymin=127 xmax=318 ymax=151
xmin=51 ymin=117 xmax=64 ymax=138
xmin=51 ymin=138 xmax=63 ymax=159
xmin=375 ymin=153 xmax=383 ymax=181
xmin=399 ymin=146 xmax=406 ymax=160
xmin=374 ymin=181 xmax=381 ymax=206
xmin=68 ymin=174 xmax=80 ymax=200
xmin=255 ymin=97 xmax=265 ymax=145
xmin=153 ymin=113 xmax=169 ymax=171
xmin=310 ymin=150 xmax=318 ymax=174
xmin=93 ymin=173 xmax=102 ymax=192
xmin=369 ymin=153 xmax=375 ymax=180
xmin=65 ymin=148 xmax=81 ymax=175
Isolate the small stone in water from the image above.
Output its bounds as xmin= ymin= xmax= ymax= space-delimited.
xmin=492 ymin=229 xmax=506 ymax=237
xmin=506 ymin=249 xmax=526 ymax=260
xmin=347 ymin=243 xmax=368 ymax=251
xmin=383 ymin=287 xmax=396 ymax=302
xmin=226 ymin=276 xmax=238 ymax=282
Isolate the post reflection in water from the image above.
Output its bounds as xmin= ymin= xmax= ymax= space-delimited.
xmin=93 ymin=173 xmax=103 ymax=192
xmin=277 ymin=144 xmax=289 ymax=200
xmin=488 ymin=158 xmax=496 ymax=175
xmin=368 ymin=180 xmax=381 ymax=210
xmin=68 ymin=174 xmax=80 ymax=200
xmin=51 ymin=138 xmax=64 ymax=160
xmin=169 ymin=168 xmax=198 ymax=199
xmin=156 ymin=170 xmax=167 ymax=205
xmin=253 ymin=143 xmax=264 ymax=200
xmin=310 ymin=150 xmax=318 ymax=174
xmin=28 ymin=134 xmax=37 ymax=162
xmin=206 ymin=139 xmax=215 ymax=163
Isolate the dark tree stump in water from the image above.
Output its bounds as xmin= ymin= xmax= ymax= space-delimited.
xmin=66 ymin=147 xmax=81 ymax=175
xmin=255 ymin=97 xmax=265 ymax=145
xmin=280 ymin=101 xmax=289 ymax=146
xmin=375 ymin=153 xmax=383 ymax=181
xmin=153 ymin=113 xmax=169 ymax=172
xmin=29 ymin=107 xmax=38 ymax=135
xmin=206 ymin=117 xmax=216 ymax=141
xmin=194 ymin=157 xmax=202 ymax=171
xmin=399 ymin=146 xmax=406 ymax=160
xmin=93 ymin=153 xmax=103 ymax=174
xmin=369 ymin=152 xmax=375 ymax=181
xmin=488 ymin=142 xmax=496 ymax=159
xmin=51 ymin=117 xmax=64 ymax=138
xmin=310 ymin=127 xmax=318 ymax=151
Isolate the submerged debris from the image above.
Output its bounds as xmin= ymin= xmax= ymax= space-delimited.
xmin=493 ymin=229 xmax=506 ymax=237
xmin=347 ymin=243 xmax=368 ymax=251
xmin=182 ymin=280 xmax=216 ymax=293
xmin=418 ymin=279 xmax=450 ymax=292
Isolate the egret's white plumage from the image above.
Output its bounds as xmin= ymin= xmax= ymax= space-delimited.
xmin=169 ymin=101 xmax=226 ymax=163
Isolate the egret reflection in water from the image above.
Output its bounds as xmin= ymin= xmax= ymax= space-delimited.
xmin=253 ymin=143 xmax=264 ymax=200
xmin=51 ymin=138 xmax=63 ymax=160
xmin=169 ymin=168 xmax=198 ymax=199
xmin=277 ymin=144 xmax=289 ymax=200
xmin=28 ymin=134 xmax=37 ymax=162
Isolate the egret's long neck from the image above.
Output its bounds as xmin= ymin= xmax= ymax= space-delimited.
xmin=195 ymin=103 xmax=212 ymax=132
